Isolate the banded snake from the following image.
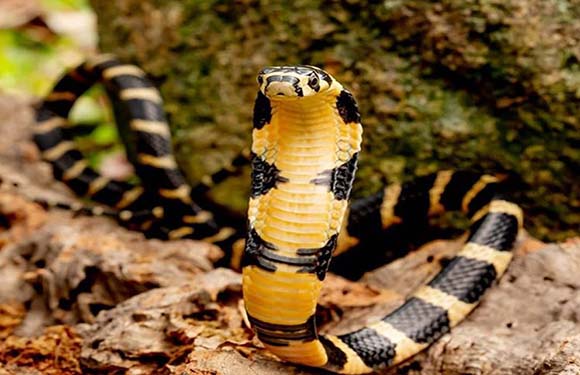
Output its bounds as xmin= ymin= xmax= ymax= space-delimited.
xmin=34 ymin=55 xmax=522 ymax=373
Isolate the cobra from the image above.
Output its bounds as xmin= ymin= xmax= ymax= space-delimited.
xmin=32 ymin=55 xmax=382 ymax=266
xmin=34 ymin=57 xmax=523 ymax=372
xmin=242 ymin=66 xmax=523 ymax=373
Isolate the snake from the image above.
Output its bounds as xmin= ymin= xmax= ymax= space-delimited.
xmin=33 ymin=56 xmax=523 ymax=372
xmin=241 ymin=66 xmax=523 ymax=373
xmin=33 ymin=54 xmax=239 ymax=246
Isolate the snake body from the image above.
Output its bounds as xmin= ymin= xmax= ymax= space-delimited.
xmin=34 ymin=57 xmax=523 ymax=373
xmin=242 ymin=66 xmax=523 ymax=373
xmin=33 ymin=55 xmax=236 ymax=244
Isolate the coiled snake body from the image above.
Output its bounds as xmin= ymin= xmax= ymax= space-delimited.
xmin=34 ymin=56 xmax=523 ymax=373
xmin=34 ymin=55 xmax=236 ymax=244
xmin=242 ymin=66 xmax=522 ymax=373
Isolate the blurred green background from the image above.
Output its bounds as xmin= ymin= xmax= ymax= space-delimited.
xmin=0 ymin=0 xmax=93 ymax=96
xmin=0 ymin=0 xmax=129 ymax=176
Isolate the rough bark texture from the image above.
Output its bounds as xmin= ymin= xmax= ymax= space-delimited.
xmin=0 ymin=94 xmax=579 ymax=374
xmin=89 ymin=0 xmax=579 ymax=241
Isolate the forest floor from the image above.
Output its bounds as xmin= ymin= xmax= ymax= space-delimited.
xmin=0 ymin=96 xmax=579 ymax=375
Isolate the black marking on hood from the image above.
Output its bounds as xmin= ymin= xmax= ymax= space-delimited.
xmin=250 ymin=153 xmax=289 ymax=198
xmin=241 ymin=228 xmax=278 ymax=272
xmin=297 ymin=234 xmax=338 ymax=280
xmin=310 ymin=153 xmax=359 ymax=201
xmin=253 ymin=92 xmax=272 ymax=129
xmin=336 ymin=90 xmax=361 ymax=124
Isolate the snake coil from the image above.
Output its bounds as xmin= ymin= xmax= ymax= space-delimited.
xmin=242 ymin=66 xmax=523 ymax=373
xmin=33 ymin=54 xmax=237 ymax=244
xmin=34 ymin=57 xmax=523 ymax=373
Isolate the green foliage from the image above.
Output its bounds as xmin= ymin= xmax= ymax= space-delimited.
xmin=0 ymin=0 xmax=91 ymax=96
xmin=68 ymin=87 xmax=119 ymax=170
xmin=0 ymin=30 xmax=56 ymax=95
xmin=40 ymin=0 xmax=89 ymax=11
xmin=0 ymin=0 xmax=122 ymax=178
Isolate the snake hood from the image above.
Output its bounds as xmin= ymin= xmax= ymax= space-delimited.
xmin=257 ymin=65 xmax=337 ymax=99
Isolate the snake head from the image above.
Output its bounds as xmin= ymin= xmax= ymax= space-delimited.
xmin=257 ymin=65 xmax=335 ymax=99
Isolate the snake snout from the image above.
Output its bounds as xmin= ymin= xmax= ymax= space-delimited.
xmin=263 ymin=74 xmax=302 ymax=98
xmin=265 ymin=81 xmax=301 ymax=98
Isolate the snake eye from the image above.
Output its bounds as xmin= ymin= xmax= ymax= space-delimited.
xmin=308 ymin=75 xmax=319 ymax=89
xmin=257 ymin=76 xmax=264 ymax=85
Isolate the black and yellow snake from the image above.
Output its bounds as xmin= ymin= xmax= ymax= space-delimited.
xmin=34 ymin=55 xmax=522 ymax=373
xmin=34 ymin=54 xmax=238 ymax=245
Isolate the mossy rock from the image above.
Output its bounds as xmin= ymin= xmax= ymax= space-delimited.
xmin=90 ymin=0 xmax=579 ymax=241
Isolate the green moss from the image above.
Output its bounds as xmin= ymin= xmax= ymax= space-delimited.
xmin=91 ymin=0 xmax=579 ymax=241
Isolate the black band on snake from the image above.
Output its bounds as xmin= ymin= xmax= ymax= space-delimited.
xmin=241 ymin=65 xmax=523 ymax=373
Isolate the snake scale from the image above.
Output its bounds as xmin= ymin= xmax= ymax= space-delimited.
xmin=34 ymin=55 xmax=523 ymax=373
